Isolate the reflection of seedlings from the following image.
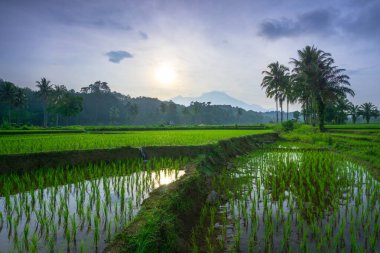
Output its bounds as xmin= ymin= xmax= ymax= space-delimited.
xmin=193 ymin=151 xmax=380 ymax=252
xmin=0 ymin=157 xmax=188 ymax=252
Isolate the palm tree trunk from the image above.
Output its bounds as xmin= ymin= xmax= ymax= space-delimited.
xmin=280 ymin=101 xmax=283 ymax=123
xmin=8 ymin=106 xmax=11 ymax=124
xmin=317 ymin=98 xmax=325 ymax=131
xmin=286 ymin=99 xmax=289 ymax=121
xmin=43 ymin=107 xmax=48 ymax=127
xmin=275 ymin=98 xmax=278 ymax=123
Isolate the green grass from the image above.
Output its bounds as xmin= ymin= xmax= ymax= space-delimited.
xmin=325 ymin=123 xmax=380 ymax=129
xmin=0 ymin=129 xmax=272 ymax=155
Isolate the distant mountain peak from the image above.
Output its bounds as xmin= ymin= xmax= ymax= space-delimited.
xmin=170 ymin=90 xmax=268 ymax=112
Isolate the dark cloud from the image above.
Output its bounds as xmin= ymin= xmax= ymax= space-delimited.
xmin=258 ymin=9 xmax=336 ymax=39
xmin=138 ymin=31 xmax=148 ymax=40
xmin=106 ymin=51 xmax=133 ymax=63
xmin=343 ymin=1 xmax=380 ymax=39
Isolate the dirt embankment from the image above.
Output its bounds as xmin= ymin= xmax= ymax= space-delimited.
xmin=103 ymin=133 xmax=278 ymax=253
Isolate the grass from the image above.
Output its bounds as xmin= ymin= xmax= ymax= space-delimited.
xmin=325 ymin=124 xmax=380 ymax=129
xmin=0 ymin=129 xmax=272 ymax=155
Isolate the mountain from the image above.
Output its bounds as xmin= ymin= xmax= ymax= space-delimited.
xmin=171 ymin=91 xmax=268 ymax=112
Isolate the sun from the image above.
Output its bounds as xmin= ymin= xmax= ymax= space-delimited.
xmin=154 ymin=64 xmax=176 ymax=86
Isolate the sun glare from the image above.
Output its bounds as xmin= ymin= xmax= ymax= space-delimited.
xmin=154 ymin=64 xmax=176 ymax=86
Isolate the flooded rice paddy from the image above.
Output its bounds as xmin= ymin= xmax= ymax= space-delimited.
xmin=194 ymin=151 xmax=380 ymax=252
xmin=0 ymin=158 xmax=187 ymax=252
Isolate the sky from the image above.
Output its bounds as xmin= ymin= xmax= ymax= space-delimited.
xmin=0 ymin=0 xmax=379 ymax=110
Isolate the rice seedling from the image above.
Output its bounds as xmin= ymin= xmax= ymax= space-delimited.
xmin=0 ymin=157 xmax=188 ymax=252
xmin=193 ymin=150 xmax=380 ymax=252
xmin=0 ymin=130 xmax=271 ymax=154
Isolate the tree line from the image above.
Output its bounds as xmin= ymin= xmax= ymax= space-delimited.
xmin=0 ymin=79 xmax=275 ymax=127
xmin=261 ymin=45 xmax=379 ymax=130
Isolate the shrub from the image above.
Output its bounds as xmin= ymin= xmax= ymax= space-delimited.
xmin=281 ymin=120 xmax=295 ymax=132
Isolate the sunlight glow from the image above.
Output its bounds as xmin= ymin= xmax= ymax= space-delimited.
xmin=154 ymin=64 xmax=176 ymax=86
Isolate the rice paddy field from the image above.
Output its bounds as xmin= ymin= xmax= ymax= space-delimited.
xmin=0 ymin=125 xmax=379 ymax=252
xmin=193 ymin=151 xmax=380 ymax=252
xmin=0 ymin=157 xmax=188 ymax=252
xmin=0 ymin=129 xmax=272 ymax=155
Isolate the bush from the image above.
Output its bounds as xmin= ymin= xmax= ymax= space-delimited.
xmin=281 ymin=120 xmax=295 ymax=132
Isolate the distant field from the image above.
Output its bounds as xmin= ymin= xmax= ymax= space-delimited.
xmin=0 ymin=124 xmax=266 ymax=135
xmin=325 ymin=124 xmax=380 ymax=129
xmin=0 ymin=129 xmax=272 ymax=155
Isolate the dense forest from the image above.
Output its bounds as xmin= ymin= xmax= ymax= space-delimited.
xmin=0 ymin=79 xmax=281 ymax=127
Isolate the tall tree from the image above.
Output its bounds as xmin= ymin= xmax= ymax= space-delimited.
xmin=80 ymin=81 xmax=111 ymax=124
xmin=55 ymin=92 xmax=83 ymax=125
xmin=261 ymin=62 xmax=289 ymax=123
xmin=347 ymin=102 xmax=359 ymax=124
xmin=48 ymin=85 xmax=68 ymax=126
xmin=0 ymin=80 xmax=16 ymax=123
xmin=290 ymin=46 xmax=354 ymax=130
xmin=36 ymin=77 xmax=53 ymax=127
xmin=359 ymin=102 xmax=378 ymax=124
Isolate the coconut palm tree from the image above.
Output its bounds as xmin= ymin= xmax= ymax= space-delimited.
xmin=359 ymin=102 xmax=378 ymax=124
xmin=290 ymin=46 xmax=354 ymax=131
xmin=347 ymin=102 xmax=359 ymax=124
xmin=261 ymin=62 xmax=289 ymax=123
xmin=36 ymin=77 xmax=53 ymax=127
xmin=49 ymin=85 xmax=68 ymax=126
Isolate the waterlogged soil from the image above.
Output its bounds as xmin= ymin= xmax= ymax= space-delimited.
xmin=0 ymin=158 xmax=186 ymax=253
xmin=201 ymin=151 xmax=380 ymax=252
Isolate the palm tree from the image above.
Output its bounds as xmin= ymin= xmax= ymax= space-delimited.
xmin=261 ymin=62 xmax=289 ymax=123
xmin=0 ymin=80 xmax=17 ymax=123
xmin=290 ymin=46 xmax=354 ymax=131
xmin=36 ymin=77 xmax=53 ymax=127
xmin=347 ymin=102 xmax=359 ymax=124
xmin=49 ymin=85 xmax=68 ymax=126
xmin=359 ymin=102 xmax=378 ymax=124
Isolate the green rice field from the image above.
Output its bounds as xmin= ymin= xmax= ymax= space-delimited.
xmin=193 ymin=150 xmax=380 ymax=252
xmin=0 ymin=129 xmax=271 ymax=155
xmin=0 ymin=157 xmax=188 ymax=252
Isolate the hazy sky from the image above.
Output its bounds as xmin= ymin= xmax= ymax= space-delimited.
xmin=1 ymin=0 xmax=379 ymax=109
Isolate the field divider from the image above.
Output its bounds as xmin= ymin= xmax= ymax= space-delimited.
xmin=103 ymin=133 xmax=278 ymax=253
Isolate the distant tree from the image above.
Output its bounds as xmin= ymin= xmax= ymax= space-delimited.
xmin=127 ymin=103 xmax=138 ymax=123
xmin=57 ymin=93 xmax=83 ymax=125
xmin=261 ymin=62 xmax=289 ymax=123
xmin=80 ymin=81 xmax=111 ymax=124
xmin=48 ymin=85 xmax=68 ymax=126
xmin=347 ymin=102 xmax=360 ymax=124
xmin=81 ymin=81 xmax=110 ymax=94
xmin=0 ymin=80 xmax=16 ymax=123
xmin=109 ymin=106 xmax=120 ymax=124
xmin=293 ymin=111 xmax=301 ymax=121
xmin=160 ymin=102 xmax=167 ymax=114
xmin=36 ymin=77 xmax=53 ymax=127
xmin=236 ymin=107 xmax=244 ymax=124
xmin=359 ymin=102 xmax=378 ymax=124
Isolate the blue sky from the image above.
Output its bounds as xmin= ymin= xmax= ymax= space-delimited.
xmin=0 ymin=0 xmax=379 ymax=109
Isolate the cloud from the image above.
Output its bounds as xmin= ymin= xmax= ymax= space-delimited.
xmin=343 ymin=1 xmax=380 ymax=40
xmin=258 ymin=9 xmax=336 ymax=39
xmin=138 ymin=31 xmax=148 ymax=40
xmin=106 ymin=51 xmax=133 ymax=63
